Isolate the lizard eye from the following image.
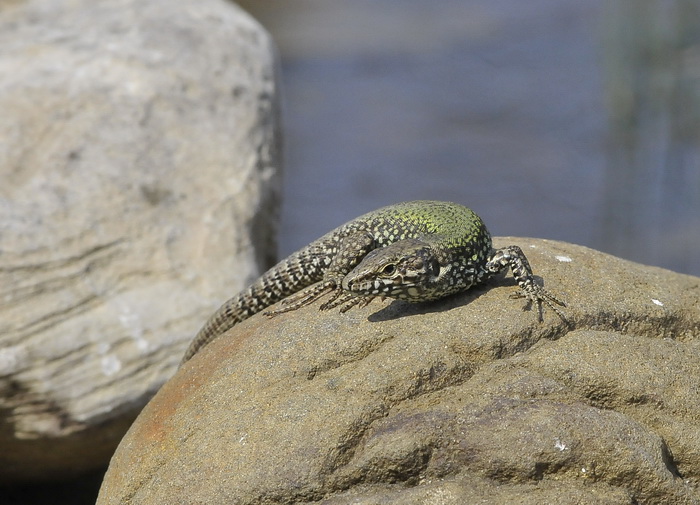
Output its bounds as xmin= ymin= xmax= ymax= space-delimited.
xmin=381 ymin=263 xmax=396 ymax=276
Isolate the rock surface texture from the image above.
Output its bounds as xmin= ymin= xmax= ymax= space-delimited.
xmin=0 ymin=0 xmax=281 ymax=481
xmin=97 ymin=238 xmax=700 ymax=505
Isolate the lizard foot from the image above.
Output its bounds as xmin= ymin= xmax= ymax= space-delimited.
xmin=264 ymin=281 xmax=337 ymax=316
xmin=321 ymin=292 xmax=375 ymax=313
xmin=487 ymin=245 xmax=567 ymax=324
xmin=510 ymin=285 xmax=567 ymax=323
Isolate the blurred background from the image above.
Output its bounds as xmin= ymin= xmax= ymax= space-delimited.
xmin=238 ymin=0 xmax=700 ymax=276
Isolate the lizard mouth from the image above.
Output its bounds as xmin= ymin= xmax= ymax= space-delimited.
xmin=343 ymin=277 xmax=383 ymax=295
xmin=344 ymin=275 xmax=421 ymax=298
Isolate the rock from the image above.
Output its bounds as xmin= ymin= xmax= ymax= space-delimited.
xmin=0 ymin=0 xmax=281 ymax=482
xmin=96 ymin=238 xmax=700 ymax=504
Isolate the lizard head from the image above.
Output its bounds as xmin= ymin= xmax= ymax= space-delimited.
xmin=341 ymin=239 xmax=442 ymax=301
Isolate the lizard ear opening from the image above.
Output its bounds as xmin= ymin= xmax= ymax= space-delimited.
xmin=429 ymin=258 xmax=440 ymax=275
xmin=423 ymin=257 xmax=442 ymax=283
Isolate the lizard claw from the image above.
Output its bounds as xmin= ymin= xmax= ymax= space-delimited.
xmin=265 ymin=280 xmax=376 ymax=317
xmin=264 ymin=281 xmax=337 ymax=317
xmin=511 ymin=285 xmax=567 ymax=323
xmin=339 ymin=294 xmax=375 ymax=313
xmin=320 ymin=292 xmax=374 ymax=313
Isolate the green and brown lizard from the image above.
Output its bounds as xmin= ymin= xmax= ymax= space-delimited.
xmin=181 ymin=200 xmax=565 ymax=363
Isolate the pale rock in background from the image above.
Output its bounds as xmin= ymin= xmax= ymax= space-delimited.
xmin=0 ymin=0 xmax=282 ymax=481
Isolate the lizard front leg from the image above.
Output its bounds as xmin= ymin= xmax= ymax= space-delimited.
xmin=264 ymin=231 xmax=377 ymax=316
xmin=486 ymin=245 xmax=567 ymax=322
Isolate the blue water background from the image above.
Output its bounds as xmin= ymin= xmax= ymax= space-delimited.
xmin=240 ymin=0 xmax=700 ymax=276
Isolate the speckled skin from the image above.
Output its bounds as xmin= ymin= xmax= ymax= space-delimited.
xmin=181 ymin=201 xmax=564 ymax=363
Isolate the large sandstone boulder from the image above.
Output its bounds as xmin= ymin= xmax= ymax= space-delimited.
xmin=0 ymin=0 xmax=281 ymax=481
xmin=97 ymin=238 xmax=700 ymax=504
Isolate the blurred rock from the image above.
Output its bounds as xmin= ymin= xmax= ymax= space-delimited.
xmin=97 ymin=238 xmax=700 ymax=504
xmin=0 ymin=0 xmax=281 ymax=482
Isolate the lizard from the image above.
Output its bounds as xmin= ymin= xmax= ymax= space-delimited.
xmin=180 ymin=200 xmax=566 ymax=364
